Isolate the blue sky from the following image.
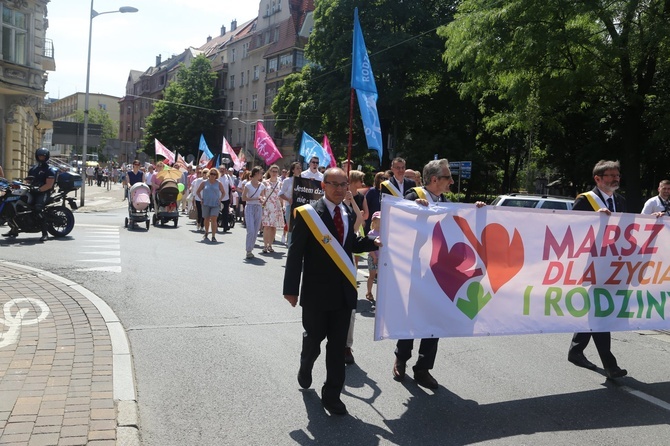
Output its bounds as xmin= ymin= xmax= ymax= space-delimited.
xmin=45 ymin=0 xmax=260 ymax=99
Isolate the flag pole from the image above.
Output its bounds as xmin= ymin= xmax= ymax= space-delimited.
xmin=347 ymin=88 xmax=355 ymax=175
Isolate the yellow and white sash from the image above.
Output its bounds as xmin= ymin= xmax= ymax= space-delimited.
xmin=411 ymin=187 xmax=446 ymax=203
xmin=297 ymin=205 xmax=357 ymax=290
xmin=578 ymin=190 xmax=607 ymax=212
xmin=381 ymin=180 xmax=402 ymax=197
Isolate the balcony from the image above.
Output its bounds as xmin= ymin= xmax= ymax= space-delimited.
xmin=42 ymin=38 xmax=56 ymax=71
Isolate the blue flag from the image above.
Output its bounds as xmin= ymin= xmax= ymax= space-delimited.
xmin=199 ymin=134 xmax=214 ymax=160
xmin=299 ymin=132 xmax=331 ymax=167
xmin=351 ymin=8 xmax=383 ymax=161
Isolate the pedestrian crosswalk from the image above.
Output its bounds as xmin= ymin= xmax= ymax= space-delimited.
xmin=76 ymin=224 xmax=122 ymax=272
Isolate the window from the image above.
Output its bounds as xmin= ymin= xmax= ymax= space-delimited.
xmin=228 ymin=129 xmax=233 ymax=143
xmin=268 ymin=58 xmax=277 ymax=73
xmin=231 ymin=48 xmax=236 ymax=63
xmin=295 ymin=52 xmax=305 ymax=69
xmin=229 ymin=75 xmax=235 ymax=89
xmin=251 ymin=94 xmax=258 ymax=111
xmin=239 ymin=100 xmax=243 ymax=114
xmin=99 ymin=104 xmax=107 ymax=111
xmin=228 ymin=101 xmax=234 ymax=117
xmin=273 ymin=27 xmax=280 ymax=43
xmin=243 ymin=42 xmax=249 ymax=58
xmin=240 ymin=71 xmax=245 ymax=87
xmin=237 ymin=128 xmax=241 ymax=145
xmin=2 ymin=6 xmax=27 ymax=65
xmin=253 ymin=65 xmax=260 ymax=81
xmin=280 ymin=54 xmax=292 ymax=68
xmin=127 ymin=105 xmax=131 ymax=115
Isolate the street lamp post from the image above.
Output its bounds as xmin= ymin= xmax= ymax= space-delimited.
xmin=232 ymin=117 xmax=263 ymax=167
xmin=81 ymin=1 xmax=138 ymax=207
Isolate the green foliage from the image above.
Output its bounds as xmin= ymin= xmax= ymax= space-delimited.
xmin=73 ymin=108 xmax=116 ymax=157
xmin=443 ymin=0 xmax=670 ymax=209
xmin=142 ymin=55 xmax=216 ymax=158
xmin=273 ymin=0 xmax=474 ymax=170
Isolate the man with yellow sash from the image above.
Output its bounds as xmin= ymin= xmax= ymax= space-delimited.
xmin=391 ymin=159 xmax=454 ymax=390
xmin=568 ymin=159 xmax=628 ymax=379
xmin=380 ymin=157 xmax=416 ymax=198
xmin=283 ymin=167 xmax=380 ymax=415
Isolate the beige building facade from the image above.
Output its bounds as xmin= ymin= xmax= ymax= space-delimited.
xmin=48 ymin=92 xmax=120 ymax=158
xmin=0 ymin=0 xmax=55 ymax=180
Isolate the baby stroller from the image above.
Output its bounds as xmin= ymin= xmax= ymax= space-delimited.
xmin=217 ymin=206 xmax=236 ymax=231
xmin=125 ymin=182 xmax=151 ymax=230
xmin=152 ymin=179 xmax=180 ymax=227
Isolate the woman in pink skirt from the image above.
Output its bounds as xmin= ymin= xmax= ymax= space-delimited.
xmin=261 ymin=164 xmax=284 ymax=253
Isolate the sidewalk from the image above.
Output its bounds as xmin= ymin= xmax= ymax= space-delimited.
xmin=71 ymin=181 xmax=126 ymax=213
xmin=0 ymin=260 xmax=139 ymax=445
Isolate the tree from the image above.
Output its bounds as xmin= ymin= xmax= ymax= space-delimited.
xmin=143 ymin=54 xmax=216 ymax=158
xmin=442 ymin=0 xmax=670 ymax=209
xmin=73 ymin=108 xmax=116 ymax=159
xmin=273 ymin=0 xmax=475 ymax=171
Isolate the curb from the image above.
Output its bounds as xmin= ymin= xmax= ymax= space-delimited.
xmin=1 ymin=261 xmax=141 ymax=445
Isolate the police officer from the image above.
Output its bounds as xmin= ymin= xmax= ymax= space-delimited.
xmin=28 ymin=148 xmax=55 ymax=241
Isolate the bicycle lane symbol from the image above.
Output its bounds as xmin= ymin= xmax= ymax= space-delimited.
xmin=0 ymin=298 xmax=51 ymax=349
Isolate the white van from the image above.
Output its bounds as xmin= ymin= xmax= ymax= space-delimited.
xmin=491 ymin=193 xmax=574 ymax=210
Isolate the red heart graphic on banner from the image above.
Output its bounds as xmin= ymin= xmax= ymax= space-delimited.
xmin=430 ymin=223 xmax=483 ymax=301
xmin=454 ymin=217 xmax=524 ymax=293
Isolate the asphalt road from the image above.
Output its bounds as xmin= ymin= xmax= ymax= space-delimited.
xmin=2 ymin=202 xmax=670 ymax=445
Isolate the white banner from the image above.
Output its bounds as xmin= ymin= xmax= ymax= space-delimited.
xmin=374 ymin=197 xmax=670 ymax=340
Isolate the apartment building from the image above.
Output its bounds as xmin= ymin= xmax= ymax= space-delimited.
xmin=120 ymin=0 xmax=314 ymax=167
xmin=118 ymin=49 xmax=202 ymax=157
xmin=0 ymin=0 xmax=55 ymax=180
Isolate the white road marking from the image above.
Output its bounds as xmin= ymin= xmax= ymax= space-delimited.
xmin=77 ymin=226 xmax=122 ymax=272
xmin=621 ymin=386 xmax=670 ymax=412
xmin=78 ymin=266 xmax=122 ymax=273
xmin=78 ymin=258 xmax=121 ymax=264
xmin=0 ymin=298 xmax=50 ymax=349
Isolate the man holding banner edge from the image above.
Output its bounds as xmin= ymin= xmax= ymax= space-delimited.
xmin=567 ymin=159 xmax=628 ymax=379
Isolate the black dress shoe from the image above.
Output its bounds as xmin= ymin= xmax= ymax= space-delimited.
xmin=39 ymin=233 xmax=48 ymax=242
xmin=413 ymin=369 xmax=439 ymax=390
xmin=322 ymin=398 xmax=347 ymax=415
xmin=568 ymin=353 xmax=597 ymax=370
xmin=393 ymin=359 xmax=406 ymax=381
xmin=2 ymin=230 xmax=18 ymax=237
xmin=344 ymin=347 xmax=355 ymax=365
xmin=605 ymin=366 xmax=628 ymax=379
xmin=297 ymin=368 xmax=312 ymax=389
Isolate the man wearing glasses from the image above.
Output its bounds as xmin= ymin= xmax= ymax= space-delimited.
xmin=284 ymin=167 xmax=379 ymax=415
xmin=392 ymin=159 xmax=454 ymax=390
xmin=567 ymin=159 xmax=627 ymax=379
xmin=301 ymin=156 xmax=324 ymax=181
xmin=381 ymin=157 xmax=415 ymax=198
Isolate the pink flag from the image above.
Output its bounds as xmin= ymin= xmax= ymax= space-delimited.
xmin=154 ymin=139 xmax=175 ymax=165
xmin=198 ymin=150 xmax=210 ymax=167
xmin=222 ymin=137 xmax=243 ymax=171
xmin=175 ymin=152 xmax=187 ymax=172
xmin=322 ymin=135 xmax=337 ymax=168
xmin=254 ymin=122 xmax=282 ymax=165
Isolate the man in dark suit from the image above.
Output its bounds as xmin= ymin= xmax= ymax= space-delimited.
xmin=568 ymin=159 xmax=627 ymax=379
xmin=284 ymin=167 xmax=379 ymax=415
xmin=392 ymin=159 xmax=454 ymax=390
xmin=380 ymin=157 xmax=416 ymax=197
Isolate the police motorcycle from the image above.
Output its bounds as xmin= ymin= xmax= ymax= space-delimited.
xmin=0 ymin=165 xmax=81 ymax=240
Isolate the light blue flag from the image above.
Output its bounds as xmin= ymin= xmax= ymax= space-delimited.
xmin=199 ymin=134 xmax=214 ymax=160
xmin=299 ymin=132 xmax=331 ymax=167
xmin=351 ymin=8 xmax=382 ymax=161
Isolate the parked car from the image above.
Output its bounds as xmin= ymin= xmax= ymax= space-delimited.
xmin=491 ymin=193 xmax=574 ymax=210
